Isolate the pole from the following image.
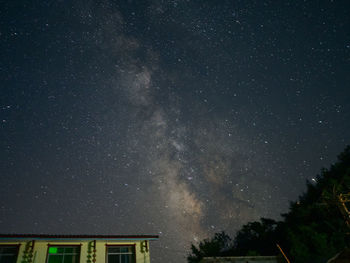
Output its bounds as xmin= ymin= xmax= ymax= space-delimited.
xmin=276 ymin=244 xmax=290 ymax=263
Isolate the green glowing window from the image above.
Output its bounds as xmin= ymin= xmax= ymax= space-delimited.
xmin=107 ymin=246 xmax=135 ymax=263
xmin=0 ymin=246 xmax=19 ymax=263
xmin=47 ymin=246 xmax=80 ymax=263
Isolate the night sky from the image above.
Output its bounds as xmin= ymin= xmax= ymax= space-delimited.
xmin=1 ymin=0 xmax=350 ymax=262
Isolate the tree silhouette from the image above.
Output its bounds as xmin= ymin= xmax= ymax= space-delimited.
xmin=187 ymin=232 xmax=232 ymax=263
xmin=187 ymin=146 xmax=350 ymax=263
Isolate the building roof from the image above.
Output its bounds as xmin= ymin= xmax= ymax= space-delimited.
xmin=200 ymin=256 xmax=283 ymax=263
xmin=0 ymin=234 xmax=159 ymax=241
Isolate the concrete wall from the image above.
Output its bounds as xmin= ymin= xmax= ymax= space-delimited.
xmin=0 ymin=240 xmax=151 ymax=263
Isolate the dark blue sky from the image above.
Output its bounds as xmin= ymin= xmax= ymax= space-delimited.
xmin=1 ymin=1 xmax=350 ymax=262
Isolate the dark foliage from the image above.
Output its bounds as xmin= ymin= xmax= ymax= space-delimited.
xmin=187 ymin=232 xmax=232 ymax=263
xmin=187 ymin=146 xmax=350 ymax=263
xmin=233 ymin=218 xmax=283 ymax=256
xmin=281 ymin=145 xmax=350 ymax=262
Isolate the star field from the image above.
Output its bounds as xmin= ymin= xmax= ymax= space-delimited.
xmin=1 ymin=1 xmax=350 ymax=262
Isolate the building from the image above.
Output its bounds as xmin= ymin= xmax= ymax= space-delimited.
xmin=0 ymin=234 xmax=158 ymax=263
xmin=200 ymin=256 xmax=284 ymax=263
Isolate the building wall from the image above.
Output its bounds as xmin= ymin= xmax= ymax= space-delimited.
xmin=0 ymin=240 xmax=151 ymax=263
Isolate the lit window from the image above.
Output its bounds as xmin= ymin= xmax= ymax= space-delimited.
xmin=47 ymin=246 xmax=80 ymax=263
xmin=107 ymin=246 xmax=135 ymax=263
xmin=0 ymin=246 xmax=19 ymax=263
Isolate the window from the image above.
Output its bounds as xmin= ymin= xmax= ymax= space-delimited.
xmin=47 ymin=246 xmax=80 ymax=263
xmin=0 ymin=246 xmax=19 ymax=263
xmin=107 ymin=246 xmax=135 ymax=263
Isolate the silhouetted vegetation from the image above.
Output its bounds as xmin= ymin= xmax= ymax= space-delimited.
xmin=187 ymin=232 xmax=232 ymax=263
xmin=188 ymin=146 xmax=350 ymax=263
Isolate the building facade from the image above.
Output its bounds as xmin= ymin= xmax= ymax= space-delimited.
xmin=0 ymin=234 xmax=158 ymax=263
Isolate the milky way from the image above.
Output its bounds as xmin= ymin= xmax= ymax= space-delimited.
xmin=1 ymin=1 xmax=350 ymax=262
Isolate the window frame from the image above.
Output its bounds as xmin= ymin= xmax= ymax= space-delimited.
xmin=45 ymin=245 xmax=81 ymax=263
xmin=0 ymin=244 xmax=20 ymax=263
xmin=105 ymin=244 xmax=136 ymax=263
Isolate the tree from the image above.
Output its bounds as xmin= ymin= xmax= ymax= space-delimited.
xmin=282 ymin=146 xmax=350 ymax=262
xmin=187 ymin=146 xmax=350 ymax=263
xmin=233 ymin=218 xmax=281 ymax=256
xmin=187 ymin=232 xmax=232 ymax=263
